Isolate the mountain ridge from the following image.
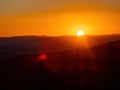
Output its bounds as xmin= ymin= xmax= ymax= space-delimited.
xmin=0 ymin=35 xmax=120 ymax=60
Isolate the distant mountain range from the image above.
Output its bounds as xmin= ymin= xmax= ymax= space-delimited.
xmin=0 ymin=35 xmax=120 ymax=60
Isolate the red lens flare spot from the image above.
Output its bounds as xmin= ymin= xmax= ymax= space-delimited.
xmin=39 ymin=53 xmax=47 ymax=61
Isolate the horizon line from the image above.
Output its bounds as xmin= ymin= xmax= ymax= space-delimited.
xmin=0 ymin=33 xmax=120 ymax=38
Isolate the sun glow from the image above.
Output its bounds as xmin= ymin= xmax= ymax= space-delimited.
xmin=76 ymin=30 xmax=85 ymax=36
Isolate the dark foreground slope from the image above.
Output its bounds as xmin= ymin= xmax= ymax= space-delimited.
xmin=0 ymin=40 xmax=120 ymax=89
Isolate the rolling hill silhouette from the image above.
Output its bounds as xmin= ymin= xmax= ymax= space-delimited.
xmin=0 ymin=38 xmax=120 ymax=89
xmin=0 ymin=35 xmax=120 ymax=60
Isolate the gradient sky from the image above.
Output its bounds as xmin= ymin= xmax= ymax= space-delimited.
xmin=0 ymin=0 xmax=120 ymax=37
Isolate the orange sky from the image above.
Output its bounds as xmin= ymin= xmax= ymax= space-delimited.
xmin=0 ymin=0 xmax=120 ymax=37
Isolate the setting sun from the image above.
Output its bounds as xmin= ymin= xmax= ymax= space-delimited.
xmin=76 ymin=30 xmax=85 ymax=36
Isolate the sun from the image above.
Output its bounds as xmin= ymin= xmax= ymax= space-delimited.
xmin=76 ymin=30 xmax=85 ymax=36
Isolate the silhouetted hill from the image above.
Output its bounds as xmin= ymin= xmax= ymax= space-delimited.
xmin=0 ymin=40 xmax=120 ymax=89
xmin=0 ymin=35 xmax=120 ymax=60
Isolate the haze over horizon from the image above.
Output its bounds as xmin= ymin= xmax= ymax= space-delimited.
xmin=0 ymin=0 xmax=120 ymax=37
